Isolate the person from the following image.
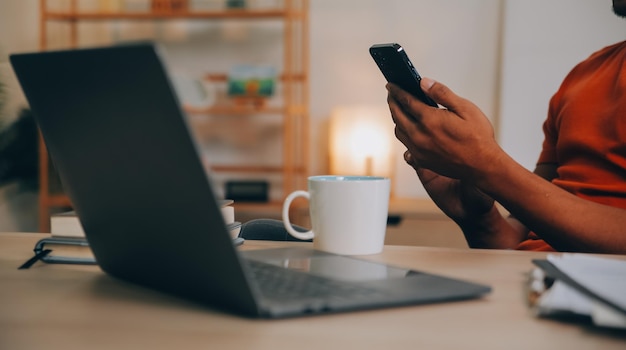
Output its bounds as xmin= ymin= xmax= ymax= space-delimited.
xmin=385 ymin=0 xmax=626 ymax=254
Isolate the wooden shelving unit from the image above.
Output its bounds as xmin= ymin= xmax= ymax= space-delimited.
xmin=37 ymin=0 xmax=309 ymax=232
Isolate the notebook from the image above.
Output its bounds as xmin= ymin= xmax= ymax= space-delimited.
xmin=10 ymin=43 xmax=491 ymax=318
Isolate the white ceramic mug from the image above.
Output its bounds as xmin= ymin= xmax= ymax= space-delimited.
xmin=282 ymin=175 xmax=391 ymax=255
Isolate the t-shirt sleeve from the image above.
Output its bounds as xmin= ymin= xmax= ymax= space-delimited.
xmin=537 ymin=93 xmax=559 ymax=165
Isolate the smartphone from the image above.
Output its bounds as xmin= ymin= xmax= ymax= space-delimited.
xmin=369 ymin=43 xmax=438 ymax=107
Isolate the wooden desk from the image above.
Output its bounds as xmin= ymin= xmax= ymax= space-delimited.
xmin=1 ymin=232 xmax=624 ymax=349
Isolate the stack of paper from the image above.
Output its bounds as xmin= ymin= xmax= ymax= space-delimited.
xmin=530 ymin=254 xmax=626 ymax=329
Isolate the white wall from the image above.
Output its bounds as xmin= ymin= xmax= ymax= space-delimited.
xmin=498 ymin=0 xmax=625 ymax=170
xmin=0 ymin=0 xmax=39 ymax=124
xmin=309 ymin=0 xmax=502 ymax=197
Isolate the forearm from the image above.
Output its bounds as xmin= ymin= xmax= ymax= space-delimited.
xmin=474 ymin=151 xmax=626 ymax=254
xmin=457 ymin=205 xmax=527 ymax=249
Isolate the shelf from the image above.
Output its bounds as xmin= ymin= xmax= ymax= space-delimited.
xmin=184 ymin=105 xmax=286 ymax=115
xmin=181 ymin=73 xmax=307 ymax=115
xmin=45 ymin=194 xmax=73 ymax=207
xmin=204 ymin=73 xmax=307 ymax=82
xmin=42 ymin=9 xmax=301 ymax=21
xmin=185 ymin=105 xmax=308 ymax=115
xmin=211 ymin=165 xmax=306 ymax=173
xmin=233 ymin=201 xmax=282 ymax=210
xmin=37 ymin=0 xmax=309 ymax=232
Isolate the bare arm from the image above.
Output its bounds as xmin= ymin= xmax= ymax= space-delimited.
xmin=476 ymin=153 xmax=626 ymax=254
xmin=502 ymin=163 xmax=559 ymax=244
xmin=388 ymin=80 xmax=626 ymax=254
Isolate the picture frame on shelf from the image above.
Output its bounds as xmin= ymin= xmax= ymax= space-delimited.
xmin=227 ymin=64 xmax=276 ymax=97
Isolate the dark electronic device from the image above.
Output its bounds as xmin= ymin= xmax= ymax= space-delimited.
xmin=225 ymin=180 xmax=269 ymax=202
xmin=369 ymin=43 xmax=438 ymax=107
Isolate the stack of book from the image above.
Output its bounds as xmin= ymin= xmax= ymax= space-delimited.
xmin=24 ymin=200 xmax=241 ymax=267
xmin=51 ymin=199 xmax=241 ymax=239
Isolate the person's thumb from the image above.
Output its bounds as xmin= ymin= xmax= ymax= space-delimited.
xmin=405 ymin=150 xmax=436 ymax=183
xmin=420 ymin=77 xmax=466 ymax=113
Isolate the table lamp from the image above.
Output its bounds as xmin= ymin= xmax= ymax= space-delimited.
xmin=329 ymin=105 xmax=394 ymax=178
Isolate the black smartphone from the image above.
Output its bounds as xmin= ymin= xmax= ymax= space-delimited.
xmin=369 ymin=43 xmax=438 ymax=107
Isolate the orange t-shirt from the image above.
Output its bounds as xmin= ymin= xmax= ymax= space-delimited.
xmin=516 ymin=41 xmax=626 ymax=251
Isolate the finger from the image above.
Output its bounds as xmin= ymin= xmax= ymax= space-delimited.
xmin=387 ymin=90 xmax=423 ymax=138
xmin=394 ymin=125 xmax=417 ymax=156
xmin=419 ymin=77 xmax=473 ymax=116
xmin=403 ymin=150 xmax=412 ymax=164
xmin=386 ymin=83 xmax=430 ymax=121
xmin=403 ymin=150 xmax=419 ymax=168
xmin=404 ymin=150 xmax=433 ymax=180
xmin=387 ymin=88 xmax=410 ymax=124
xmin=415 ymin=167 xmax=440 ymax=185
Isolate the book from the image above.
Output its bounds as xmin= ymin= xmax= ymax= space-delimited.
xmin=50 ymin=211 xmax=85 ymax=238
xmin=22 ymin=218 xmax=243 ymax=268
xmin=51 ymin=199 xmax=237 ymax=238
xmin=22 ymin=236 xmax=96 ymax=267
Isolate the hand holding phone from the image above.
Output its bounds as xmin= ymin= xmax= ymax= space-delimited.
xmin=369 ymin=43 xmax=438 ymax=107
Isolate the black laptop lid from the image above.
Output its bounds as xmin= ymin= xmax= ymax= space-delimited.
xmin=10 ymin=43 xmax=258 ymax=315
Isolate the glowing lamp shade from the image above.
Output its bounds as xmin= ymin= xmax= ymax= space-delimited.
xmin=329 ymin=106 xmax=394 ymax=178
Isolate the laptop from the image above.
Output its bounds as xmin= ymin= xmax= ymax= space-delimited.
xmin=10 ymin=43 xmax=491 ymax=318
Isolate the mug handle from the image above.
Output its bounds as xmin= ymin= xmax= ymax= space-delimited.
xmin=282 ymin=190 xmax=315 ymax=241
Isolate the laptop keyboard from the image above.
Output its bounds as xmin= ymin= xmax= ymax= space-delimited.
xmin=246 ymin=259 xmax=385 ymax=301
